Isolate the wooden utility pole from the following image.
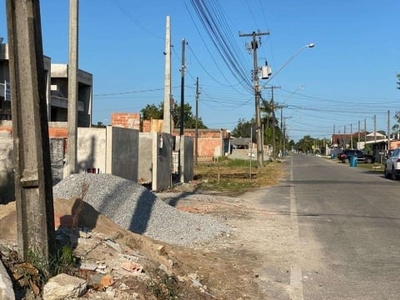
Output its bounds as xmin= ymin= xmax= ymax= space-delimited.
xmin=195 ymin=77 xmax=200 ymax=166
xmin=350 ymin=124 xmax=353 ymax=149
xmin=6 ymin=0 xmax=55 ymax=266
xmin=265 ymin=86 xmax=280 ymax=159
xmin=239 ymin=30 xmax=270 ymax=168
xmin=163 ymin=16 xmax=172 ymax=134
xmin=387 ymin=110 xmax=390 ymax=151
xmin=68 ymin=0 xmax=79 ymax=174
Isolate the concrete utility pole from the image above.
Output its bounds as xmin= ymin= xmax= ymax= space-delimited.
xmin=68 ymin=0 xmax=79 ymax=174
xmin=6 ymin=0 xmax=55 ymax=266
xmin=364 ymin=119 xmax=367 ymax=145
xmin=179 ymin=38 xmax=186 ymax=136
xmin=163 ymin=16 xmax=172 ymax=134
xmin=239 ymin=30 xmax=270 ymax=168
xmin=178 ymin=38 xmax=186 ymax=180
xmin=195 ymin=77 xmax=200 ymax=166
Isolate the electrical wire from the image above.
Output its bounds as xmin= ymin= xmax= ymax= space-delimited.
xmin=189 ymin=0 xmax=253 ymax=93
xmin=111 ymin=0 xmax=163 ymax=39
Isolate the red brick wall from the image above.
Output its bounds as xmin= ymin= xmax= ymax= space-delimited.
xmin=198 ymin=138 xmax=221 ymax=157
xmin=111 ymin=113 xmax=141 ymax=130
xmin=0 ymin=125 xmax=68 ymax=138
xmin=142 ymin=120 xmax=151 ymax=132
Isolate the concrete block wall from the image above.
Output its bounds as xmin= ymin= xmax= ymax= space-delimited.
xmin=50 ymin=138 xmax=65 ymax=185
xmin=138 ymin=132 xmax=153 ymax=183
xmin=0 ymin=130 xmax=14 ymax=203
xmin=0 ymin=123 xmax=141 ymax=202
xmin=77 ymin=127 xmax=107 ymax=174
xmin=138 ymin=132 xmax=174 ymax=191
xmin=153 ymin=132 xmax=173 ymax=191
xmin=106 ymin=126 xmax=138 ymax=182
xmin=111 ymin=112 xmax=230 ymax=160
xmin=180 ymin=136 xmax=194 ymax=183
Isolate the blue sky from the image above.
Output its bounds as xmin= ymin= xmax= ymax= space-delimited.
xmin=1 ymin=0 xmax=399 ymax=142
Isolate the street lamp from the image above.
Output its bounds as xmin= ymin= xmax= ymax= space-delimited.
xmin=262 ymin=43 xmax=315 ymax=89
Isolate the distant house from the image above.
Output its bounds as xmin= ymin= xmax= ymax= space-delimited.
xmin=231 ymin=137 xmax=253 ymax=149
xmin=331 ymin=131 xmax=370 ymax=149
xmin=365 ymin=131 xmax=386 ymax=141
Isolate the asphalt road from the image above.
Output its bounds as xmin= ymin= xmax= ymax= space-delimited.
xmin=282 ymin=153 xmax=400 ymax=300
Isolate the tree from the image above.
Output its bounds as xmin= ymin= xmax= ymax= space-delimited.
xmin=172 ymin=103 xmax=207 ymax=129
xmin=92 ymin=121 xmax=106 ymax=128
xmin=397 ymin=73 xmax=400 ymax=90
xmin=296 ymin=135 xmax=315 ymax=153
xmin=231 ymin=118 xmax=256 ymax=141
xmin=141 ymin=103 xmax=163 ymax=120
xmin=392 ymin=124 xmax=400 ymax=139
xmin=260 ymin=99 xmax=285 ymax=153
xmin=140 ymin=101 xmax=207 ymax=129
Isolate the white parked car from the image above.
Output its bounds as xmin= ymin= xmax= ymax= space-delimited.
xmin=384 ymin=148 xmax=400 ymax=180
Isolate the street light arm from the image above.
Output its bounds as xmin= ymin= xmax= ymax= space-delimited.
xmin=262 ymin=43 xmax=314 ymax=89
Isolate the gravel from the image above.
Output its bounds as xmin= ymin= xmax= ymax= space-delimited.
xmin=53 ymin=173 xmax=231 ymax=247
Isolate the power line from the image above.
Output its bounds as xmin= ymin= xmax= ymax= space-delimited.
xmin=94 ymin=87 xmax=173 ymax=97
xmin=189 ymin=0 xmax=253 ymax=92
xmin=111 ymin=0 xmax=163 ymax=39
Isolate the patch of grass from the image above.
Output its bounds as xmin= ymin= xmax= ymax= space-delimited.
xmin=0 ymin=245 xmax=79 ymax=299
xmin=194 ymin=158 xmax=284 ymax=193
xmin=357 ymin=162 xmax=384 ymax=173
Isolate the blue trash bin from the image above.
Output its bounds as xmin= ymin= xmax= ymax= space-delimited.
xmin=350 ymin=156 xmax=358 ymax=167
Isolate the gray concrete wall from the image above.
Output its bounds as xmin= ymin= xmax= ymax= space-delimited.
xmin=50 ymin=138 xmax=65 ymax=185
xmin=76 ymin=127 xmax=107 ymax=174
xmin=0 ymin=121 xmax=190 ymax=199
xmin=153 ymin=132 xmax=173 ymax=191
xmin=0 ymin=131 xmax=68 ymax=203
xmin=138 ymin=132 xmax=153 ymax=183
xmin=0 ymin=130 xmax=14 ymax=203
xmin=107 ymin=126 xmax=138 ymax=182
xmin=181 ymin=136 xmax=194 ymax=183
xmin=138 ymin=132 xmax=174 ymax=191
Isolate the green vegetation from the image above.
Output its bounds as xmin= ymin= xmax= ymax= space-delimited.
xmin=194 ymin=157 xmax=284 ymax=194
xmin=141 ymin=101 xmax=207 ymax=129
xmin=356 ymin=162 xmax=384 ymax=173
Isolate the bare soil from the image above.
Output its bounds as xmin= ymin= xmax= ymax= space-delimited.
xmin=0 ymin=184 xmax=300 ymax=299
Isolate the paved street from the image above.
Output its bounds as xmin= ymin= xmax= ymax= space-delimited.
xmin=266 ymin=153 xmax=400 ymax=300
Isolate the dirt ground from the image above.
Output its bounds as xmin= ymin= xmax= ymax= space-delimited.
xmin=0 ymin=185 xmax=299 ymax=299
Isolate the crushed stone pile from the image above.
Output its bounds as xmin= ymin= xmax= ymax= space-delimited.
xmin=53 ymin=173 xmax=231 ymax=247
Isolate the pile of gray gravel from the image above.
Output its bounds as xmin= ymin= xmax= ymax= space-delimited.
xmin=53 ymin=173 xmax=231 ymax=247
